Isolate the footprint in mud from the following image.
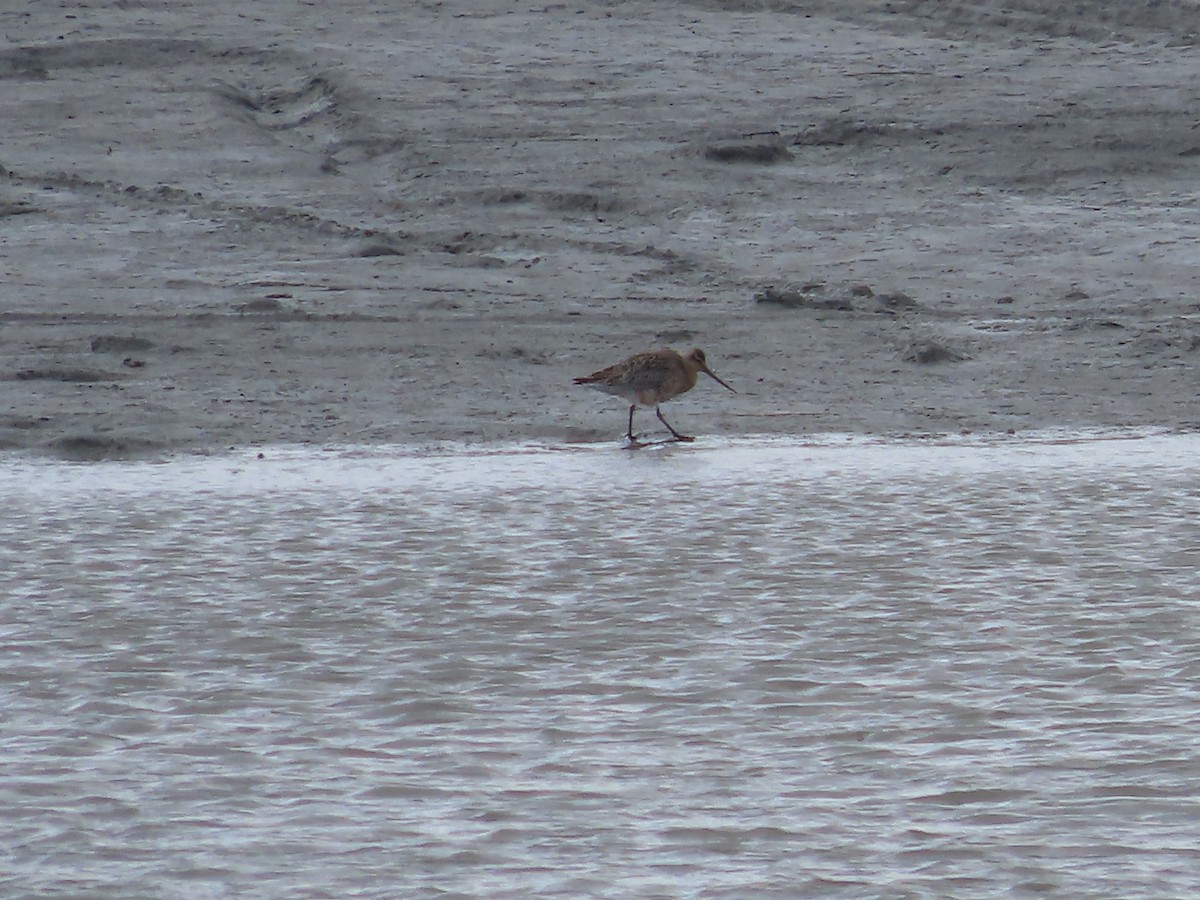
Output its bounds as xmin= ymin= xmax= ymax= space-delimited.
xmin=211 ymin=77 xmax=338 ymax=131
xmin=210 ymin=76 xmax=403 ymax=166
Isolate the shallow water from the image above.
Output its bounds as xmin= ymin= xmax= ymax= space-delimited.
xmin=3 ymin=431 xmax=1200 ymax=898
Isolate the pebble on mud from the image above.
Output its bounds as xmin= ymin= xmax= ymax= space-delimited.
xmin=902 ymin=340 xmax=966 ymax=364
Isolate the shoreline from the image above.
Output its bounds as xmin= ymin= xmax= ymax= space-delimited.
xmin=3 ymin=1 xmax=1199 ymax=460
xmin=2 ymin=420 xmax=1191 ymax=464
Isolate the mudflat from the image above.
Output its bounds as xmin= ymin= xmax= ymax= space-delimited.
xmin=2 ymin=0 xmax=1198 ymax=457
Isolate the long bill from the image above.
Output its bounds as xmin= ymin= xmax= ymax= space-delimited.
xmin=702 ymin=367 xmax=737 ymax=393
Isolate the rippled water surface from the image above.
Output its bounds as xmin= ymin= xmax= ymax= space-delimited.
xmin=3 ymin=432 xmax=1200 ymax=898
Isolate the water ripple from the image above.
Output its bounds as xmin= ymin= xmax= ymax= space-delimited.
xmin=2 ymin=433 xmax=1200 ymax=897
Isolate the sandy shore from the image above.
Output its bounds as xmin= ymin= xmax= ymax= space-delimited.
xmin=2 ymin=0 xmax=1199 ymax=458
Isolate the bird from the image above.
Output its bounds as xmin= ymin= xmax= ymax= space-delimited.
xmin=573 ymin=347 xmax=736 ymax=444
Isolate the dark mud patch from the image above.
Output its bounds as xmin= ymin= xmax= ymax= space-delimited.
xmin=0 ymin=201 xmax=40 ymax=217
xmin=479 ymin=346 xmax=552 ymax=364
xmin=656 ymin=329 xmax=695 ymax=343
xmin=480 ymin=188 xmax=532 ymax=205
xmin=792 ymin=117 xmax=925 ymax=148
xmin=756 ymin=282 xmax=920 ymax=314
xmin=91 ymin=335 xmax=155 ymax=353
xmin=48 ymin=434 xmax=162 ymax=461
xmin=0 ymin=416 xmax=48 ymax=430
xmin=237 ymin=298 xmax=291 ymax=315
xmin=703 ymin=136 xmax=793 ymax=163
xmin=14 ymin=367 xmax=118 ymax=383
xmin=902 ymin=340 xmax=967 ymax=364
xmin=0 ymin=38 xmax=205 ymax=78
xmin=356 ymin=242 xmax=406 ymax=257
xmin=543 ymin=191 xmax=625 ymax=214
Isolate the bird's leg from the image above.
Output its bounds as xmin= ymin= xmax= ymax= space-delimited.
xmin=623 ymin=405 xmax=648 ymax=450
xmin=656 ymin=407 xmax=694 ymax=442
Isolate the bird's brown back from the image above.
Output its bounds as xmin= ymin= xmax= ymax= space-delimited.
xmin=574 ymin=349 xmax=695 ymax=404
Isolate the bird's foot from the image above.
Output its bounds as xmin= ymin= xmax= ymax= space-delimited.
xmin=624 ymin=434 xmax=693 ymax=449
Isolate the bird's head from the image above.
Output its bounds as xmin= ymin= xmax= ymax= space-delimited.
xmin=686 ymin=348 xmax=736 ymax=393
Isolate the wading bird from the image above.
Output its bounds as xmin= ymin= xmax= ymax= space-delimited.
xmin=574 ymin=347 xmax=736 ymax=445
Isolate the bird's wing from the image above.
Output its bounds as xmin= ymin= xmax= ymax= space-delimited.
xmin=616 ymin=352 xmax=677 ymax=392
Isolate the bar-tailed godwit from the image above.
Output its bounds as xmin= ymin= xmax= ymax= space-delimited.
xmin=574 ymin=347 xmax=736 ymax=444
